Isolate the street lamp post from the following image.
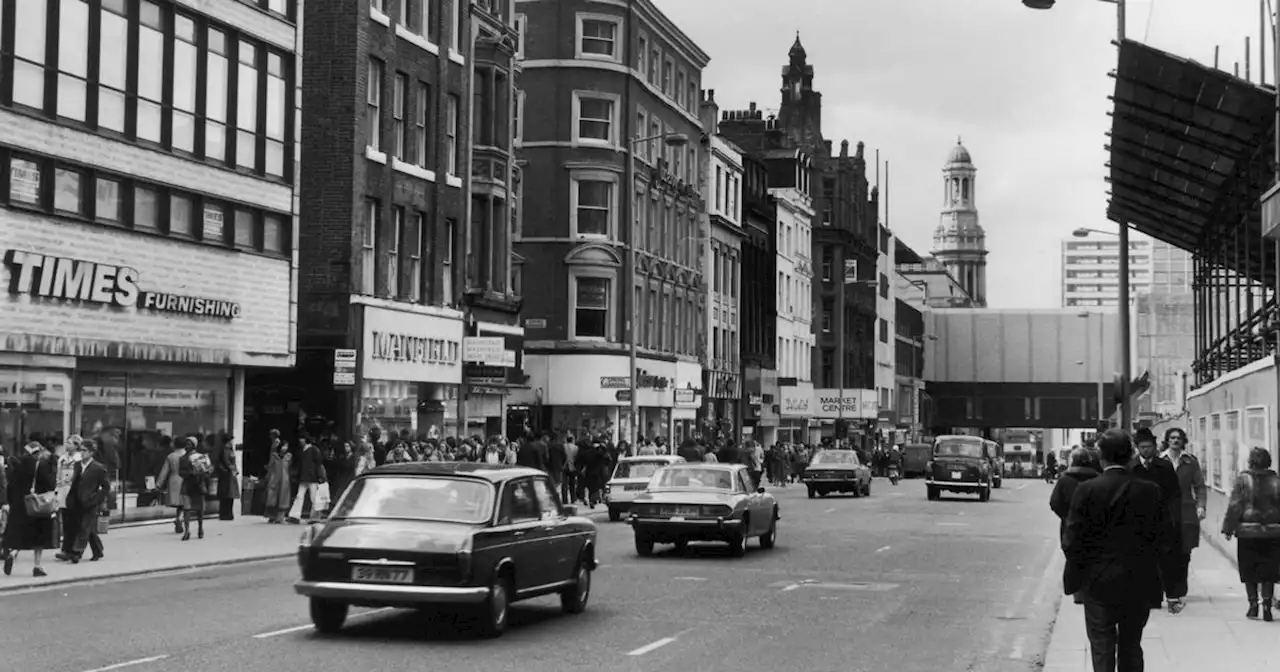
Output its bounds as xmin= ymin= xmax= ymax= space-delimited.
xmin=1073 ymin=225 xmax=1131 ymax=430
xmin=1034 ymin=0 xmax=1129 ymax=430
xmin=626 ymin=132 xmax=689 ymax=448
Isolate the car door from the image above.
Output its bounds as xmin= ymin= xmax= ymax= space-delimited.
xmin=494 ymin=477 xmax=549 ymax=592
xmin=531 ymin=475 xmax=578 ymax=582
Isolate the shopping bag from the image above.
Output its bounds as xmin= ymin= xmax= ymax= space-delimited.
xmin=96 ymin=517 xmax=109 ymax=536
xmin=314 ymin=486 xmax=331 ymax=514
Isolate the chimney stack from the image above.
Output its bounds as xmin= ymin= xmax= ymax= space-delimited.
xmin=840 ymin=140 xmax=849 ymax=158
xmin=824 ymin=140 xmax=833 ymax=155
xmin=749 ymin=101 xmax=757 ymax=113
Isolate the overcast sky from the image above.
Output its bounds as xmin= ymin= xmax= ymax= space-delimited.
xmin=653 ymin=0 xmax=1264 ymax=308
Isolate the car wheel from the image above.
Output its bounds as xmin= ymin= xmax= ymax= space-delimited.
xmin=927 ymin=485 xmax=939 ymax=501
xmin=759 ymin=509 xmax=778 ymax=549
xmin=309 ymin=598 xmax=348 ymax=634
xmin=560 ymin=556 xmax=592 ymax=614
xmin=476 ymin=573 xmax=511 ymax=638
xmin=634 ymin=535 xmax=655 ymax=557
xmin=608 ymin=506 xmax=621 ymax=522
xmin=728 ymin=516 xmax=748 ymax=557
xmin=807 ymin=487 xmax=816 ymax=499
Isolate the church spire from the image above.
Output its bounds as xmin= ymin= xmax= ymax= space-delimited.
xmin=789 ymin=32 xmax=806 ymax=64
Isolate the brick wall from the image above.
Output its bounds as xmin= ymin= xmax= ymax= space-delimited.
xmin=0 ymin=209 xmax=292 ymax=366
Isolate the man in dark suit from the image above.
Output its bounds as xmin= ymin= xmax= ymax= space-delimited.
xmin=67 ymin=442 xmax=110 ymax=563
xmin=1063 ymin=428 xmax=1165 ymax=672
xmin=1130 ymin=427 xmax=1183 ymax=611
xmin=516 ymin=432 xmax=548 ymax=473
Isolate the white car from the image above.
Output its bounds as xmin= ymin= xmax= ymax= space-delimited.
xmin=604 ymin=455 xmax=686 ymax=521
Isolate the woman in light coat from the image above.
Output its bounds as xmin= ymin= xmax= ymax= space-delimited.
xmin=156 ymin=438 xmax=187 ymax=534
xmin=263 ymin=433 xmax=292 ymax=524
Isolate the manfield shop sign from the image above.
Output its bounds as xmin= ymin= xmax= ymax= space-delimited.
xmin=4 ymin=249 xmax=242 ymax=319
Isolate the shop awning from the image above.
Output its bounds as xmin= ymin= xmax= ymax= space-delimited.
xmin=1106 ymin=39 xmax=1276 ymax=284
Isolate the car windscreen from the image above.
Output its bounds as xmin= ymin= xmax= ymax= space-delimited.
xmin=614 ymin=460 xmax=668 ymax=480
xmin=330 ymin=476 xmax=493 ymax=524
xmin=650 ymin=466 xmax=735 ymax=490
xmin=934 ymin=439 xmax=985 ymax=459
xmin=811 ymin=451 xmax=857 ymax=465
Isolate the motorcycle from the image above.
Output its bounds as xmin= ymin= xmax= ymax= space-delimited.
xmin=888 ymin=464 xmax=900 ymax=485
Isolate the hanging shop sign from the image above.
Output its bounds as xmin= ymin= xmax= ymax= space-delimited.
xmin=4 ymin=249 xmax=242 ymax=319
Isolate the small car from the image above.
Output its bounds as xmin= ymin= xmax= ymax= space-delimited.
xmin=926 ymin=435 xmax=995 ymax=502
xmin=627 ymin=463 xmax=778 ymax=557
xmin=800 ymin=449 xmax=872 ymax=498
xmin=604 ymin=455 xmax=686 ymax=521
xmin=293 ymin=463 xmax=598 ymax=638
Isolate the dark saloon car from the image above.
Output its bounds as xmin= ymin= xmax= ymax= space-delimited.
xmin=925 ymin=435 xmax=995 ymax=502
xmin=800 ymin=449 xmax=873 ymax=498
xmin=294 ymin=463 xmax=598 ymax=638
xmin=628 ymin=463 xmax=779 ymax=557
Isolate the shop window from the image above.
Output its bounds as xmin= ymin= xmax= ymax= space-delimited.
xmin=0 ymin=368 xmax=72 ymax=457
xmin=234 ymin=209 xmax=256 ymax=248
xmin=263 ymin=214 xmax=287 ymax=254
xmin=169 ymin=194 xmax=193 ymax=236
xmin=134 ymin=186 xmax=160 ymax=231
xmin=54 ymin=168 xmax=83 ymax=215
xmin=96 ymin=177 xmax=121 ymax=222
xmin=202 ymin=202 xmax=226 ymax=243
xmin=76 ymin=371 xmax=229 ymax=523
xmin=360 ymin=379 xmax=457 ymax=439
xmin=9 ymin=158 xmax=41 ymax=205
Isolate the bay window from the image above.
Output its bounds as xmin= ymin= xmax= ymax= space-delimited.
xmin=57 ymin=0 xmax=90 ymax=121
xmin=575 ymin=94 xmax=615 ymax=144
xmin=136 ymin=1 xmax=164 ymax=143
xmin=13 ymin=0 xmax=49 ymax=109
xmin=236 ymin=41 xmax=259 ymax=169
xmin=573 ymin=275 xmax=611 ymax=340
xmin=572 ymin=179 xmax=613 ymax=238
xmin=577 ymin=15 xmax=619 ymax=60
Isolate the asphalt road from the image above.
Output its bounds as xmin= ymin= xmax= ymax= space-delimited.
xmin=2 ymin=477 xmax=1064 ymax=672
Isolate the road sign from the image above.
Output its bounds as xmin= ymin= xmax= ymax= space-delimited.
xmin=334 ymin=348 xmax=357 ymax=362
xmin=615 ymin=389 xmax=632 ymax=402
xmin=332 ymin=371 xmax=356 ymax=386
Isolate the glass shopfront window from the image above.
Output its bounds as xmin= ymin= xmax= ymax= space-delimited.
xmin=360 ymin=379 xmax=459 ymax=441
xmin=551 ymin=405 xmax=617 ymax=443
xmin=76 ymin=370 xmax=229 ymax=522
xmin=0 ymin=368 xmax=72 ymax=458
xmin=639 ymin=407 xmax=670 ymax=446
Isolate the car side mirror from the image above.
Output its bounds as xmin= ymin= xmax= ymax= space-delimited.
xmin=756 ymin=486 xmax=766 ymax=494
xmin=563 ymin=504 xmax=579 ymax=517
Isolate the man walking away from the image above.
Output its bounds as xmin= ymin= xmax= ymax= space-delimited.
xmin=562 ymin=438 xmax=580 ymax=505
xmin=1063 ymin=428 xmax=1165 ymax=672
xmin=1160 ymin=427 xmax=1206 ymax=614
xmin=546 ymin=432 xmax=566 ymax=494
xmin=1130 ymin=427 xmax=1183 ymax=612
xmin=287 ymin=438 xmax=326 ymax=524
xmin=1050 ymin=447 xmax=1099 ymax=604
xmin=517 ymin=432 xmax=548 ymax=472
xmin=67 ymin=442 xmax=109 ymax=563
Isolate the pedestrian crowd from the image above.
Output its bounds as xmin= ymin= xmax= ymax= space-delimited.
xmin=1047 ymin=425 xmax=1280 ymax=672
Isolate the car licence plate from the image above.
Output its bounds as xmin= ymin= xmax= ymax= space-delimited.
xmin=661 ymin=505 xmax=699 ymax=516
xmin=951 ymin=471 xmax=963 ymax=480
xmin=351 ymin=566 xmax=415 ymax=584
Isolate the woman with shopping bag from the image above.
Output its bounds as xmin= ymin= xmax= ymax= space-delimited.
xmin=3 ymin=442 xmax=57 ymax=577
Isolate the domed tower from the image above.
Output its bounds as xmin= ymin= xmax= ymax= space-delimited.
xmin=778 ymin=33 xmax=823 ymax=153
xmin=932 ymin=138 xmax=988 ymax=306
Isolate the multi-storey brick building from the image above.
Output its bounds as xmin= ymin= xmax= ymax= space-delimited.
xmin=738 ymin=151 xmax=780 ymax=445
xmin=720 ymin=37 xmax=880 ymax=442
xmin=513 ymin=0 xmax=708 ymax=446
xmin=0 ymin=0 xmax=301 ymax=521
xmin=296 ymin=0 xmax=522 ymax=441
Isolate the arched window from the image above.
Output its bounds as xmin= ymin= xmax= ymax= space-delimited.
xmin=961 ymin=178 xmax=969 ymax=201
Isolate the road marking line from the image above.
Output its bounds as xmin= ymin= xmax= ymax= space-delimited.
xmin=252 ymin=607 xmax=394 ymax=639
xmin=82 ymin=656 xmax=169 ymax=672
xmin=935 ymin=522 xmax=969 ymax=527
xmin=781 ymin=583 xmax=802 ymax=592
xmin=672 ymin=576 xmax=707 ymax=581
xmin=824 ymin=508 xmax=836 ymax=513
xmin=628 ymin=636 xmax=678 ymax=656
xmin=875 ymin=545 xmax=891 ymax=553
xmin=1016 ymin=483 xmax=1030 ymax=491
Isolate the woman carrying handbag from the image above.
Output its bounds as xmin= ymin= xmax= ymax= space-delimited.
xmin=3 ymin=442 xmax=57 ymax=577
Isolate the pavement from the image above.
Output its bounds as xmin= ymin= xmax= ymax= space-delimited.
xmin=1042 ymin=528 xmax=1280 ymax=671
xmin=0 ymin=477 xmax=1063 ymax=672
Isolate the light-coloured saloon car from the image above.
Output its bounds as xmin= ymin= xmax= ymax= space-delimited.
xmin=627 ymin=463 xmax=779 ymax=558
xmin=603 ymin=455 xmax=686 ymax=521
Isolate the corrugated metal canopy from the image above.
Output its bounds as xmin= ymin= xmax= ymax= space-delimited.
xmin=1106 ymin=40 xmax=1275 ymax=284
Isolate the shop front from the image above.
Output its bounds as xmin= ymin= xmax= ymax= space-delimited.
xmin=1 ymin=212 xmax=293 ymax=523
xmin=673 ymin=360 xmax=702 ymax=445
xmin=700 ymin=367 xmax=741 ymax=443
xmin=523 ymin=353 xmax=679 ymax=446
xmin=462 ymin=322 xmax=525 ymax=440
xmin=778 ymin=382 xmax=815 ymax=444
xmin=742 ymin=366 xmax=779 ymax=446
xmin=357 ymin=305 xmax=463 ymax=440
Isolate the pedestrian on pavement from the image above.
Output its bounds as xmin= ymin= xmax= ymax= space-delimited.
xmin=286 ymin=437 xmax=326 ymax=524
xmin=1062 ymin=428 xmax=1165 ymax=672
xmin=1050 ymin=447 xmax=1099 ymax=604
xmin=1160 ymin=427 xmax=1206 ymax=612
xmin=178 ymin=438 xmax=212 ymax=540
xmin=212 ymin=433 xmax=240 ymax=521
xmin=546 ymin=432 xmax=566 ymax=494
xmin=3 ymin=441 xmax=56 ymax=577
xmin=325 ymin=441 xmax=357 ymax=505
xmin=517 ymin=431 xmax=548 ymax=472
xmin=1130 ymin=427 xmax=1183 ymax=612
xmin=157 ymin=437 xmax=187 ymax=533
xmin=747 ymin=441 xmax=765 ymax=489
xmin=354 ymin=441 xmax=376 ymax=476
xmin=562 ymin=437 xmax=580 ymax=504
xmin=64 ymin=441 xmax=109 ymax=563
xmin=1221 ymin=446 xmax=1280 ymax=621
xmin=264 ymin=432 xmax=292 ymax=523
xmin=53 ymin=437 xmax=80 ymax=555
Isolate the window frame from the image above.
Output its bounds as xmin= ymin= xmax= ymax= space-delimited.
xmin=569 ymin=170 xmax=618 ymax=240
xmin=569 ymin=269 xmax=616 ymax=342
xmin=575 ymin=12 xmax=622 ymax=62
xmin=571 ymin=90 xmax=620 ymax=147
xmin=367 ymin=57 xmax=385 ymax=154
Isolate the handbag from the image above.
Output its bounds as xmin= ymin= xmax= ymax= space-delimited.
xmin=23 ymin=459 xmax=59 ymax=519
